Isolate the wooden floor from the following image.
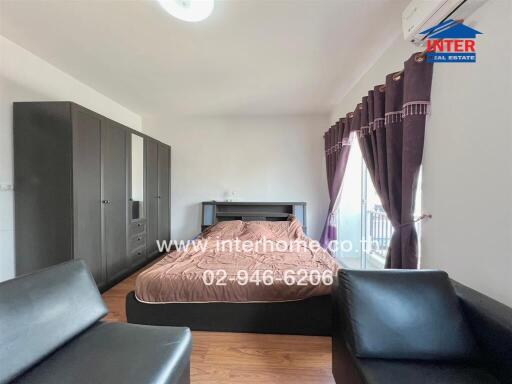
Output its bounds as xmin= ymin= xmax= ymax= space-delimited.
xmin=102 ymin=260 xmax=335 ymax=384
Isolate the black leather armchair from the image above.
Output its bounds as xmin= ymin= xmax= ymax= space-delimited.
xmin=0 ymin=261 xmax=192 ymax=384
xmin=332 ymin=269 xmax=512 ymax=384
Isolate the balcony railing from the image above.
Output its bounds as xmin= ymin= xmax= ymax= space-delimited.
xmin=366 ymin=205 xmax=392 ymax=261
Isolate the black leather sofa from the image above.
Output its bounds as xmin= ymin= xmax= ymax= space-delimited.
xmin=332 ymin=269 xmax=512 ymax=384
xmin=0 ymin=261 xmax=192 ymax=384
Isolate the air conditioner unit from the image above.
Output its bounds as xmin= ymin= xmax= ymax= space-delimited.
xmin=402 ymin=0 xmax=486 ymax=46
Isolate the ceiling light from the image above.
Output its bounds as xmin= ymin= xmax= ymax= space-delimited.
xmin=157 ymin=0 xmax=214 ymax=22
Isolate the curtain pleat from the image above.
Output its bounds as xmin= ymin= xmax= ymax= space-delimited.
xmin=320 ymin=117 xmax=352 ymax=249
xmin=324 ymin=52 xmax=433 ymax=268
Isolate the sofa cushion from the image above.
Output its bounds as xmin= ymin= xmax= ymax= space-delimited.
xmin=356 ymin=358 xmax=500 ymax=384
xmin=338 ymin=269 xmax=478 ymax=360
xmin=12 ymin=322 xmax=192 ymax=384
xmin=0 ymin=261 xmax=107 ymax=383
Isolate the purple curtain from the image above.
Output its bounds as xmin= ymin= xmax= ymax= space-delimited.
xmin=320 ymin=115 xmax=353 ymax=249
xmin=351 ymin=52 xmax=433 ymax=268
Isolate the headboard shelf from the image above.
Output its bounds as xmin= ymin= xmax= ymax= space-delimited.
xmin=201 ymin=201 xmax=307 ymax=234
xmin=216 ymin=212 xmax=290 ymax=218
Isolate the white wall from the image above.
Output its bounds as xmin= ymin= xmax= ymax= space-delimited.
xmin=330 ymin=34 xmax=416 ymax=121
xmin=143 ymin=115 xmax=329 ymax=242
xmin=330 ymin=0 xmax=512 ymax=307
xmin=0 ymin=36 xmax=142 ymax=281
xmin=422 ymin=0 xmax=512 ymax=306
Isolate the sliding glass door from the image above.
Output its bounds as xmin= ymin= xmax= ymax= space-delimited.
xmin=335 ymin=143 xmax=421 ymax=269
xmin=335 ymin=143 xmax=389 ymax=269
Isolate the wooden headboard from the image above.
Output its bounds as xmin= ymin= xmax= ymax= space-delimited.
xmin=201 ymin=201 xmax=307 ymax=234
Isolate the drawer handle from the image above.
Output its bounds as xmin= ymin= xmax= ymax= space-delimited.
xmin=137 ymin=223 xmax=142 ymax=227
xmin=137 ymin=237 xmax=141 ymax=241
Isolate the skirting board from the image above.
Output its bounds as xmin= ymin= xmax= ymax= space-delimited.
xmin=126 ymin=292 xmax=332 ymax=336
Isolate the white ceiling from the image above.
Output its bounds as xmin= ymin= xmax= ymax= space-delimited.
xmin=0 ymin=0 xmax=408 ymax=117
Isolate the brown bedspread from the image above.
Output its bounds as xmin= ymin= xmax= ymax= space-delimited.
xmin=135 ymin=218 xmax=339 ymax=303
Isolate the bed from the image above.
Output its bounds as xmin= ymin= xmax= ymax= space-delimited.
xmin=126 ymin=202 xmax=339 ymax=335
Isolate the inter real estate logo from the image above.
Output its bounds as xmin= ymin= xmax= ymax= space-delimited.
xmin=420 ymin=19 xmax=482 ymax=63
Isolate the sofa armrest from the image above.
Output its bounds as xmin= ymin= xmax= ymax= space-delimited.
xmin=453 ymin=281 xmax=512 ymax=384
xmin=331 ymin=278 xmax=365 ymax=384
xmin=0 ymin=260 xmax=107 ymax=383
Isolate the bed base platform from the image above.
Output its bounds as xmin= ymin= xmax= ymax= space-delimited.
xmin=126 ymin=291 xmax=332 ymax=336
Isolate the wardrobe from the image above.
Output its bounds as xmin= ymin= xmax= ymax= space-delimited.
xmin=13 ymin=102 xmax=171 ymax=291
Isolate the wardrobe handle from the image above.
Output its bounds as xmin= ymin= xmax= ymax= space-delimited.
xmin=102 ymin=200 xmax=111 ymax=204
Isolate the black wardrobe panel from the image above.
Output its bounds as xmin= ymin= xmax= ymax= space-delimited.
xmin=102 ymin=122 xmax=128 ymax=280
xmin=146 ymin=139 xmax=159 ymax=257
xmin=72 ymin=107 xmax=105 ymax=285
xmin=14 ymin=101 xmax=170 ymax=291
xmin=14 ymin=103 xmax=73 ymax=276
xmin=158 ymin=144 xmax=171 ymax=243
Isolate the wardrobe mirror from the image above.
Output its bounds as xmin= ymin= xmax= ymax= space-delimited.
xmin=131 ymin=133 xmax=144 ymax=220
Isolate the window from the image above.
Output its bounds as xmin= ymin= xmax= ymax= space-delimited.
xmin=334 ymin=142 xmax=421 ymax=269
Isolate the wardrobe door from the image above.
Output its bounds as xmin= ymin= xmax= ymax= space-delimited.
xmin=146 ymin=139 xmax=159 ymax=257
xmin=14 ymin=102 xmax=73 ymax=276
xmin=102 ymin=121 xmax=128 ymax=280
xmin=72 ymin=107 xmax=105 ymax=285
xmin=158 ymin=144 xmax=171 ymax=243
